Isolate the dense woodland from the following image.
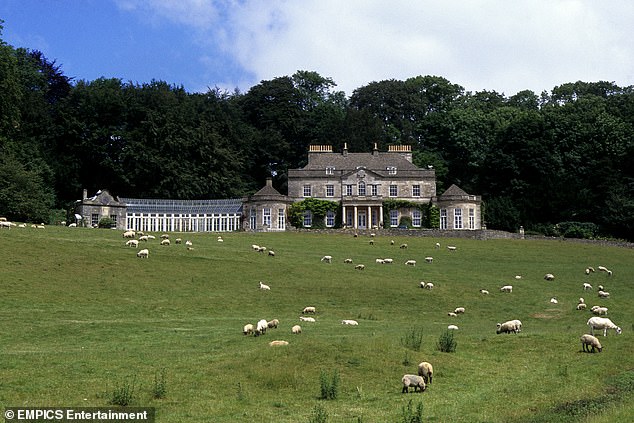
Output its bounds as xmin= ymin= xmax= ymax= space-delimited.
xmin=1 ymin=28 xmax=634 ymax=240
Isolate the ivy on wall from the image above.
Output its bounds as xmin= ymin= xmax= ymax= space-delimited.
xmin=382 ymin=200 xmax=438 ymax=229
xmin=288 ymin=198 xmax=340 ymax=229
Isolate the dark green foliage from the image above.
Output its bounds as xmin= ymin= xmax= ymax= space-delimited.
xmin=308 ymin=404 xmax=329 ymax=423
xmin=98 ymin=217 xmax=115 ymax=229
xmin=555 ymin=222 xmax=599 ymax=239
xmin=401 ymin=399 xmax=424 ymax=423
xmin=152 ymin=368 xmax=167 ymax=399
xmin=319 ymin=369 xmax=340 ymax=400
xmin=288 ymin=198 xmax=340 ymax=228
xmin=436 ymin=330 xmax=457 ymax=353
xmin=400 ymin=327 xmax=424 ymax=351
xmin=108 ymin=375 xmax=137 ymax=406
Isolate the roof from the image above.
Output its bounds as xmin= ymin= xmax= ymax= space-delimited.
xmin=120 ymin=198 xmax=243 ymax=214
xmin=302 ymin=151 xmax=419 ymax=172
xmin=438 ymin=184 xmax=481 ymax=202
xmin=441 ymin=184 xmax=469 ymax=197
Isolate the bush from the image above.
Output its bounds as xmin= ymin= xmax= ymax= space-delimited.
xmin=98 ymin=217 xmax=115 ymax=229
xmin=308 ymin=404 xmax=329 ymax=423
xmin=436 ymin=330 xmax=457 ymax=353
xmin=556 ymin=222 xmax=598 ymax=239
xmin=319 ymin=369 xmax=340 ymax=400
xmin=152 ymin=368 xmax=167 ymax=399
xmin=108 ymin=375 xmax=137 ymax=406
xmin=400 ymin=327 xmax=424 ymax=351
xmin=401 ymin=399 xmax=424 ymax=423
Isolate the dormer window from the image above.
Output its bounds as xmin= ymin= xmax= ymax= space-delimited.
xmin=387 ymin=166 xmax=397 ymax=175
xmin=326 ymin=166 xmax=335 ymax=175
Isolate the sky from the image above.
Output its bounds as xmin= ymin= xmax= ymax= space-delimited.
xmin=2 ymin=0 xmax=634 ymax=97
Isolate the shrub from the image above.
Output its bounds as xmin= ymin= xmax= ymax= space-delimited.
xmin=436 ymin=330 xmax=457 ymax=353
xmin=319 ymin=369 xmax=340 ymax=400
xmin=98 ymin=217 xmax=115 ymax=229
xmin=108 ymin=375 xmax=137 ymax=406
xmin=152 ymin=368 xmax=167 ymax=399
xmin=400 ymin=327 xmax=424 ymax=351
xmin=401 ymin=399 xmax=424 ymax=423
xmin=308 ymin=404 xmax=329 ymax=423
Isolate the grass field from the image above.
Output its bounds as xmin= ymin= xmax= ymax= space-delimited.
xmin=0 ymin=227 xmax=633 ymax=422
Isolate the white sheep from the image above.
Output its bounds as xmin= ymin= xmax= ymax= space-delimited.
xmin=160 ymin=234 xmax=169 ymax=239
xmin=424 ymin=282 xmax=434 ymax=290
xmin=496 ymin=320 xmax=520 ymax=334
xmin=447 ymin=324 xmax=459 ymax=330
xmin=185 ymin=240 xmax=192 ymax=246
xmin=138 ymin=235 xmax=149 ymax=242
xmin=587 ymin=317 xmax=622 ymax=336
xmin=268 ymin=250 xmax=275 ymax=256
xmin=267 ymin=319 xmax=279 ymax=329
xmin=299 ymin=316 xmax=316 ymax=322
xmin=217 ymin=236 xmax=223 ymax=242
xmin=597 ymin=265 xmax=609 ymax=273
xmin=400 ymin=243 xmax=408 ymax=249
xmin=580 ymin=334 xmax=603 ymax=353
xmin=136 ymin=249 xmax=149 ymax=258
xmin=585 ymin=267 xmax=595 ymax=274
xmin=417 ymin=361 xmax=433 ymax=385
xmin=68 ymin=223 xmax=77 ymax=228
xmin=160 ymin=239 xmax=170 ymax=246
xmin=341 ymin=319 xmax=359 ymax=325
xmin=447 ymin=245 xmax=457 ymax=251
xmin=576 ymin=303 xmax=587 ymax=310
xmin=123 ymin=230 xmax=135 ymax=238
xmin=510 ymin=319 xmax=523 ymax=332
xmin=405 ymin=260 xmax=417 ymax=266
xmin=125 ymin=239 xmax=139 ymax=248
xmin=500 ymin=285 xmax=513 ymax=293
xmin=383 ymin=258 xmax=393 ymax=264
xmin=435 ymin=242 xmax=440 ymax=249
xmin=591 ymin=306 xmax=608 ymax=315
xmin=550 ymin=297 xmax=558 ymax=304
xmin=479 ymin=289 xmax=490 ymax=295
xmin=175 ymin=238 xmax=182 ymax=244
xmin=254 ymin=319 xmax=268 ymax=336
xmin=515 ymin=275 xmax=522 ymax=280
xmin=454 ymin=307 xmax=465 ymax=314
xmin=321 ymin=255 xmax=332 ymax=263
xmin=544 ymin=273 xmax=555 ymax=281
xmin=425 ymin=257 xmax=433 ymax=263
xmin=401 ymin=374 xmax=426 ymax=393
xmin=291 ymin=325 xmax=302 ymax=334
xmin=583 ymin=283 xmax=593 ymax=291
xmin=375 ymin=258 xmax=385 ymax=264
xmin=343 ymin=258 xmax=353 ymax=264
xmin=598 ymin=290 xmax=610 ymax=298
xmin=251 ymin=244 xmax=260 ymax=251
xmin=269 ymin=340 xmax=289 ymax=346
xmin=447 ymin=312 xmax=458 ymax=317
xmin=355 ymin=264 xmax=365 ymax=270
xmin=259 ymin=281 xmax=271 ymax=291
xmin=243 ymin=323 xmax=254 ymax=335
xmin=302 ymin=306 xmax=316 ymax=314
xmin=147 ymin=235 xmax=156 ymax=240
xmin=579 ymin=297 xmax=585 ymax=304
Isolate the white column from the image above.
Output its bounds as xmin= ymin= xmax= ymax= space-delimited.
xmin=342 ymin=206 xmax=346 ymax=227
xmin=354 ymin=206 xmax=358 ymax=229
xmin=379 ymin=205 xmax=384 ymax=228
xmin=368 ymin=206 xmax=371 ymax=228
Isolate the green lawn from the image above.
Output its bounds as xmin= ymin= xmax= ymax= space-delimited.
xmin=0 ymin=227 xmax=632 ymax=422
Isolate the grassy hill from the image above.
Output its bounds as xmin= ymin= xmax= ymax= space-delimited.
xmin=0 ymin=227 xmax=632 ymax=422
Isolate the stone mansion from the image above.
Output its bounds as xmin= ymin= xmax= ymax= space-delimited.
xmin=75 ymin=144 xmax=482 ymax=232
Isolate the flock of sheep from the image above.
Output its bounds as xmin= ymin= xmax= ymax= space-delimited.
xmin=121 ymin=230 xmax=201 ymax=258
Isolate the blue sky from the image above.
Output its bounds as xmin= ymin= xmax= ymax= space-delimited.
xmin=2 ymin=1 xmax=634 ymax=96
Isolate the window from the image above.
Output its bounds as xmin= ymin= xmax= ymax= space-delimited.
xmin=390 ymin=210 xmax=399 ymax=227
xmin=91 ymin=214 xmax=99 ymax=227
xmin=326 ymin=166 xmax=335 ymax=175
xmin=412 ymin=210 xmax=421 ymax=227
xmin=387 ymin=166 xmax=397 ymax=175
xmin=278 ymin=208 xmax=286 ymax=230
xmin=303 ymin=185 xmax=312 ymax=197
xmin=345 ymin=184 xmax=353 ymax=196
xmin=469 ymin=208 xmax=475 ymax=229
xmin=303 ymin=210 xmax=312 ymax=227
xmin=249 ymin=208 xmax=256 ymax=230
xmin=326 ymin=211 xmax=335 ymax=227
xmin=389 ymin=184 xmax=398 ymax=197
xmin=263 ymin=208 xmax=271 ymax=227
xmin=326 ymin=184 xmax=334 ymax=197
xmin=412 ymin=185 xmax=420 ymax=197
xmin=440 ymin=209 xmax=448 ymax=229
xmin=358 ymin=181 xmax=366 ymax=196
xmin=454 ymin=208 xmax=463 ymax=229
xmin=110 ymin=215 xmax=117 ymax=226
xmin=371 ymin=184 xmax=378 ymax=196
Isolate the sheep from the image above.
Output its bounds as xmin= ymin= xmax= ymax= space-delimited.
xmin=592 ymin=306 xmax=608 ymax=316
xmin=68 ymin=223 xmax=77 ymax=228
xmin=268 ymin=250 xmax=275 ymax=256
xmin=185 ymin=240 xmax=192 ymax=246
xmin=585 ymin=267 xmax=595 ymax=274
xmin=251 ymin=244 xmax=260 ymax=251
xmin=291 ymin=325 xmax=302 ymax=334
xmin=267 ymin=319 xmax=279 ymax=329
xmin=587 ymin=317 xmax=622 ymax=336
xmin=217 ymin=236 xmax=224 ymax=242
xmin=576 ymin=303 xmax=587 ymax=310
xmin=583 ymin=283 xmax=593 ymax=291
xmin=341 ymin=319 xmax=359 ymax=325
xmin=370 ymin=232 xmax=376 ymax=237
xmin=147 ymin=235 xmax=156 ymax=240
xmin=597 ymin=266 xmax=609 ymax=273
xmin=598 ymin=290 xmax=610 ymax=298
xmin=125 ymin=239 xmax=139 ymax=248
xmin=401 ymin=374 xmax=426 ymax=393
xmin=405 ymin=260 xmax=417 ymax=266
xmin=175 ymin=238 xmax=182 ymax=244
xmin=400 ymin=243 xmax=408 ymax=249
xmin=544 ymin=273 xmax=555 ymax=281
xmin=375 ymin=258 xmax=385 ymax=264
xmin=479 ymin=289 xmax=490 ymax=295
xmin=598 ymin=285 xmax=604 ymax=291
xmin=136 ymin=249 xmax=149 ymax=258
xmin=425 ymin=256 xmax=434 ymax=263
xmin=299 ymin=316 xmax=316 ymax=322
xmin=369 ymin=239 xmax=374 ymax=245
xmin=447 ymin=324 xmax=459 ymax=330
xmin=138 ymin=235 xmax=149 ymax=242
xmin=515 ymin=275 xmax=522 ymax=280
xmin=254 ymin=319 xmax=268 ymax=336
xmin=258 ymin=246 xmax=267 ymax=253
xmin=355 ymin=264 xmax=365 ymax=270
xmin=417 ymin=361 xmax=433 ymax=385
xmin=580 ymin=334 xmax=603 ymax=353
xmin=269 ymin=340 xmax=289 ymax=346
xmin=383 ymin=258 xmax=394 ymax=264
xmin=302 ymin=306 xmax=316 ymax=314
xmin=454 ymin=307 xmax=465 ymax=314
xmin=435 ymin=242 xmax=441 ymax=249
xmin=496 ymin=320 xmax=520 ymax=334
xmin=500 ymin=285 xmax=513 ymax=293
xmin=160 ymin=239 xmax=170 ymax=246
xmin=259 ymin=281 xmax=271 ymax=291
xmin=424 ymin=282 xmax=434 ymax=290
xmin=343 ymin=258 xmax=353 ymax=264
xmin=123 ymin=230 xmax=136 ymax=238
xmin=390 ymin=240 xmax=395 ymax=245
xmin=160 ymin=234 xmax=169 ymax=239
xmin=550 ymin=297 xmax=558 ymax=304
xmin=447 ymin=312 xmax=458 ymax=317
xmin=510 ymin=319 xmax=523 ymax=332
xmin=447 ymin=245 xmax=457 ymax=251
xmin=321 ymin=255 xmax=332 ymax=263
xmin=579 ymin=297 xmax=585 ymax=304
xmin=243 ymin=324 xmax=254 ymax=335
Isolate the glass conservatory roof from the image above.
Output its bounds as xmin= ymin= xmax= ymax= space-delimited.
xmin=120 ymin=198 xmax=243 ymax=215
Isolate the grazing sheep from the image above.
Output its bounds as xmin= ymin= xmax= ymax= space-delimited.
xmin=147 ymin=235 xmax=156 ymax=240
xmin=343 ymin=258 xmax=353 ymax=264
xmin=480 ymin=289 xmax=490 ymax=295
xmin=341 ymin=319 xmax=359 ymax=325
xmin=550 ymin=297 xmax=558 ymax=304
xmin=447 ymin=312 xmax=458 ymax=317
xmin=597 ymin=266 xmax=609 ymax=273
xmin=576 ymin=303 xmax=587 ymax=310
xmin=500 ymin=285 xmax=513 ymax=293
xmin=400 ymin=243 xmax=408 ymax=249
xmin=68 ymin=223 xmax=77 ymax=228
xmin=447 ymin=245 xmax=457 ymax=251
xmin=405 ymin=260 xmax=417 ymax=266
xmin=598 ymin=290 xmax=610 ymax=298
xmin=579 ymin=297 xmax=585 ymax=304
xmin=125 ymin=239 xmax=139 ymax=248
xmin=544 ymin=273 xmax=555 ymax=281
xmin=255 ymin=319 xmax=268 ymax=336
xmin=217 ymin=236 xmax=223 ymax=242
xmin=268 ymin=250 xmax=275 ymax=256
xmin=580 ymin=334 xmax=602 ymax=353
xmin=299 ymin=316 xmax=316 ymax=322
xmin=355 ymin=264 xmax=365 ymax=270
xmin=136 ymin=249 xmax=149 ymax=258
xmin=259 ymin=281 xmax=271 ymax=291
xmin=425 ymin=257 xmax=434 ymax=263
xmin=376 ymin=258 xmax=385 ymax=264
xmin=515 ymin=275 xmax=522 ymax=280
xmin=592 ymin=306 xmax=608 ymax=316
xmin=496 ymin=320 xmax=520 ymax=334
xmin=510 ymin=319 xmax=523 ymax=332
xmin=587 ymin=317 xmax=622 ymax=336
xmin=243 ymin=324 xmax=254 ymax=335
xmin=401 ymin=374 xmax=426 ymax=393
xmin=160 ymin=239 xmax=170 ymax=246
xmin=185 ymin=240 xmax=192 ymax=246
xmin=302 ymin=306 xmax=316 ymax=314
xmin=383 ymin=258 xmax=393 ymax=264
xmin=369 ymin=239 xmax=375 ymax=245
xmin=454 ymin=307 xmax=465 ymax=314
xmin=583 ymin=283 xmax=593 ymax=291
xmin=424 ymin=282 xmax=434 ymax=290
xmin=447 ymin=324 xmax=459 ymax=330
xmin=321 ymin=255 xmax=332 ymax=263
xmin=435 ymin=242 xmax=441 ymax=249
xmin=585 ymin=267 xmax=595 ymax=274
xmin=175 ymin=238 xmax=182 ymax=244
xmin=390 ymin=240 xmax=395 ymax=245
xmin=269 ymin=340 xmax=289 ymax=346
xmin=417 ymin=361 xmax=434 ymax=385
xmin=291 ymin=325 xmax=302 ymax=334
xmin=257 ymin=246 xmax=267 ymax=253
xmin=160 ymin=234 xmax=169 ymax=239
xmin=123 ymin=230 xmax=136 ymax=238
xmin=598 ymin=285 xmax=604 ymax=291
xmin=267 ymin=319 xmax=279 ymax=329
xmin=138 ymin=235 xmax=149 ymax=242
xmin=251 ymin=244 xmax=260 ymax=251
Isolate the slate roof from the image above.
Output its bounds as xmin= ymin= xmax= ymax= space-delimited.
xmin=120 ymin=198 xmax=243 ymax=214
xmin=302 ymin=151 xmax=419 ymax=171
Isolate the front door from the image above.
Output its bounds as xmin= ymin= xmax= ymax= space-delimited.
xmin=358 ymin=210 xmax=367 ymax=229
